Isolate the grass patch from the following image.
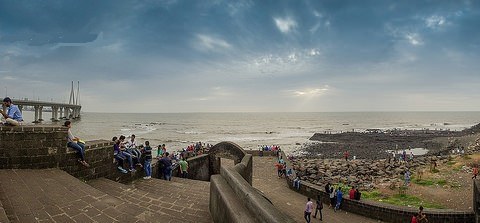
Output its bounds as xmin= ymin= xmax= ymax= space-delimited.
xmin=413 ymin=178 xmax=447 ymax=186
xmin=463 ymin=155 xmax=472 ymax=160
xmin=363 ymin=191 xmax=444 ymax=209
xmin=382 ymin=194 xmax=444 ymax=209
xmin=446 ymin=161 xmax=457 ymax=166
xmin=452 ymin=165 xmax=463 ymax=172
xmin=430 ymin=169 xmax=440 ymax=173
xmin=362 ymin=190 xmax=384 ymax=200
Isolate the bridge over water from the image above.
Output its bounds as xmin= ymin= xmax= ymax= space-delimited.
xmin=1 ymin=81 xmax=81 ymax=123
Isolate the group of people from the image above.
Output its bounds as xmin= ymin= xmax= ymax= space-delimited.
xmin=259 ymin=145 xmax=281 ymax=151
xmin=304 ymin=183 xmax=359 ymax=222
xmin=112 ymin=134 xmax=149 ymax=177
xmin=63 ymin=122 xmax=190 ymax=181
xmin=390 ymin=149 xmax=415 ymax=163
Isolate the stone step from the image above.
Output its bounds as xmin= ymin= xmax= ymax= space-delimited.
xmin=0 ymin=169 xmax=162 ymax=223
xmin=88 ymin=178 xmax=212 ymax=223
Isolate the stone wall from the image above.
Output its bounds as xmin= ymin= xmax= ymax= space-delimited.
xmin=474 ymin=180 xmax=480 ymax=223
xmin=280 ymin=151 xmax=475 ymax=223
xmin=0 ymin=125 xmax=154 ymax=183
xmin=171 ymin=154 xmax=210 ymax=181
xmin=208 ymin=141 xmax=246 ymax=176
xmin=0 ymin=126 xmax=66 ymax=169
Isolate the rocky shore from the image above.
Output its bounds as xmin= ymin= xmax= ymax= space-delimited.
xmin=291 ymin=156 xmax=440 ymax=190
xmin=300 ymin=123 xmax=480 ymax=160
xmin=291 ymin=124 xmax=480 ymax=190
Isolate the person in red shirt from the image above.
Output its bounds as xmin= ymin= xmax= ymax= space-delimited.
xmin=349 ymin=186 xmax=355 ymax=199
xmin=411 ymin=215 xmax=418 ymax=223
xmin=275 ymin=162 xmax=283 ymax=178
xmin=473 ymin=165 xmax=478 ymax=179
xmin=344 ymin=150 xmax=349 ymax=161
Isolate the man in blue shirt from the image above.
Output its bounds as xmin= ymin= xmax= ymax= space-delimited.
xmin=1 ymin=97 xmax=23 ymax=126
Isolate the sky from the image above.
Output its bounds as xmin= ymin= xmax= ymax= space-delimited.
xmin=1 ymin=0 xmax=480 ymax=112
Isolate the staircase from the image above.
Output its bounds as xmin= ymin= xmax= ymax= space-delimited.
xmin=88 ymin=178 xmax=212 ymax=223
xmin=0 ymin=169 xmax=212 ymax=223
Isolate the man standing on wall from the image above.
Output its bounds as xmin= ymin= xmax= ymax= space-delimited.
xmin=0 ymin=97 xmax=23 ymax=126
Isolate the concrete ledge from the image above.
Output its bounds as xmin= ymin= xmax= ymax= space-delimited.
xmin=210 ymin=175 xmax=256 ymax=223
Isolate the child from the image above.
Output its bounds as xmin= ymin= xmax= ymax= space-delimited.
xmin=143 ymin=141 xmax=152 ymax=179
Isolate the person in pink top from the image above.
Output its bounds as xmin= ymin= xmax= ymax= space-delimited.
xmin=304 ymin=197 xmax=313 ymax=223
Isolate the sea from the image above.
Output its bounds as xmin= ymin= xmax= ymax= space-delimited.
xmin=20 ymin=111 xmax=480 ymax=154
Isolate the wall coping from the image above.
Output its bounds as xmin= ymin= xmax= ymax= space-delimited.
xmin=220 ymin=154 xmax=295 ymax=223
xmin=0 ymin=125 xmax=67 ymax=132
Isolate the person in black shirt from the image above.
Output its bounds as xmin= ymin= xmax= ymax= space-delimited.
xmin=160 ymin=152 xmax=173 ymax=181
xmin=143 ymin=141 xmax=153 ymax=179
xmin=313 ymin=194 xmax=323 ymax=221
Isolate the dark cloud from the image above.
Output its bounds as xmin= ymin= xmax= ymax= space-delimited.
xmin=1 ymin=0 xmax=479 ymax=111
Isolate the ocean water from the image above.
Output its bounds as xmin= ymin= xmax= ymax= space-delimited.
xmin=20 ymin=111 xmax=480 ymax=153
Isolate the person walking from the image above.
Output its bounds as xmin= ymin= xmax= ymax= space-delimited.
xmin=405 ymin=169 xmax=411 ymax=186
xmin=473 ymin=165 xmax=478 ymax=179
xmin=312 ymin=195 xmax=323 ymax=221
xmin=304 ymin=197 xmax=313 ymax=223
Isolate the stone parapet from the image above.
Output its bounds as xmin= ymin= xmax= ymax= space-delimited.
xmin=0 ymin=125 xmax=154 ymax=183
xmin=209 ymin=143 xmax=295 ymax=223
xmin=172 ymin=154 xmax=211 ymax=181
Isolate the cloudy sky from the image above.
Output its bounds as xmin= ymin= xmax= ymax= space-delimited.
xmin=1 ymin=0 xmax=480 ymax=112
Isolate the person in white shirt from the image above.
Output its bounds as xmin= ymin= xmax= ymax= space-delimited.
xmin=304 ymin=197 xmax=313 ymax=223
xmin=64 ymin=121 xmax=89 ymax=167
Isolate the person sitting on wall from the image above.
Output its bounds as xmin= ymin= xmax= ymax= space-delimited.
xmin=112 ymin=136 xmax=128 ymax=174
xmin=64 ymin=121 xmax=89 ymax=167
xmin=0 ymin=97 xmax=23 ymax=126
xmin=118 ymin=135 xmax=135 ymax=172
xmin=126 ymin=134 xmax=142 ymax=168
xmin=293 ymin=176 xmax=301 ymax=190
xmin=286 ymin=168 xmax=292 ymax=177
